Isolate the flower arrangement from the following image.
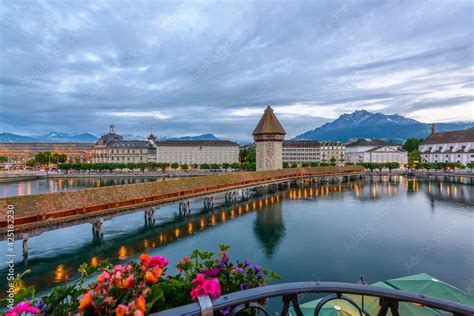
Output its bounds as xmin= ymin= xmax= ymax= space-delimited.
xmin=5 ymin=245 xmax=280 ymax=315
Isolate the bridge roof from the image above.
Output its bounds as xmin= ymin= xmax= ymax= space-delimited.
xmin=0 ymin=166 xmax=364 ymax=224
xmin=252 ymin=106 xmax=286 ymax=136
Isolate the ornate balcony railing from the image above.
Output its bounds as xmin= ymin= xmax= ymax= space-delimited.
xmin=152 ymin=281 xmax=474 ymax=316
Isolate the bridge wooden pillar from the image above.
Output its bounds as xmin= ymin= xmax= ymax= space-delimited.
xmin=225 ymin=191 xmax=238 ymax=203
xmin=203 ymin=196 xmax=214 ymax=209
xmin=144 ymin=208 xmax=157 ymax=227
xmin=92 ymin=218 xmax=104 ymax=241
xmin=22 ymin=233 xmax=29 ymax=259
xmin=179 ymin=201 xmax=191 ymax=215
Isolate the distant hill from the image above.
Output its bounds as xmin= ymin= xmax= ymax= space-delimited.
xmin=167 ymin=133 xmax=219 ymax=141
xmin=295 ymin=110 xmax=474 ymax=143
xmin=0 ymin=132 xmax=98 ymax=143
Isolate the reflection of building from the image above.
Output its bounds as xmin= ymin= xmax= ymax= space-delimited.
xmin=154 ymin=140 xmax=239 ymax=164
xmin=92 ymin=125 xmax=156 ymax=163
xmin=419 ymin=127 xmax=474 ymax=164
xmin=346 ymin=139 xmax=407 ymax=164
xmin=0 ymin=142 xmax=94 ymax=165
xmin=283 ymin=140 xmax=320 ymax=164
xmin=253 ymin=202 xmax=285 ymax=258
xmin=253 ymin=106 xmax=286 ymax=171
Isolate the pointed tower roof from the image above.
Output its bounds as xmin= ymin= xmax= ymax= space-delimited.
xmin=252 ymin=106 xmax=286 ymax=136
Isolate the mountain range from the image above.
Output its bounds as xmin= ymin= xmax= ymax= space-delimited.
xmin=0 ymin=132 xmax=98 ymax=143
xmin=295 ymin=110 xmax=473 ymax=143
xmin=0 ymin=132 xmax=220 ymax=143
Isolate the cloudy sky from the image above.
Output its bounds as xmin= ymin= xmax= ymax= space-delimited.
xmin=0 ymin=0 xmax=473 ymax=141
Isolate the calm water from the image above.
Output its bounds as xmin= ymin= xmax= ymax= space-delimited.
xmin=0 ymin=176 xmax=473 ymax=301
xmin=0 ymin=177 xmax=166 ymax=198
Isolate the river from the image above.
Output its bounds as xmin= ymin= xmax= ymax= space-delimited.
xmin=0 ymin=176 xmax=472 ymax=305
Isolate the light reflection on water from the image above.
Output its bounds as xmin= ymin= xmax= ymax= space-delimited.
xmin=0 ymin=176 xmax=472 ymax=298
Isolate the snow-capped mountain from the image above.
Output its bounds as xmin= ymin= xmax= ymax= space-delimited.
xmin=295 ymin=110 xmax=473 ymax=143
xmin=0 ymin=132 xmax=98 ymax=143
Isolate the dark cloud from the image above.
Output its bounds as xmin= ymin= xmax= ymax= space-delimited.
xmin=0 ymin=0 xmax=472 ymax=141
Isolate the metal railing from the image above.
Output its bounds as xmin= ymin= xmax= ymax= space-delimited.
xmin=153 ymin=282 xmax=474 ymax=316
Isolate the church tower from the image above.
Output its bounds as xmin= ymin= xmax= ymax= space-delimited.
xmin=253 ymin=106 xmax=286 ymax=171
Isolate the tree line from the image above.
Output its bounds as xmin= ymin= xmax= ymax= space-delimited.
xmin=57 ymin=162 xmax=245 ymax=173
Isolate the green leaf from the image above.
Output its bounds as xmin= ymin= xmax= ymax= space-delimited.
xmin=219 ymin=244 xmax=231 ymax=252
xmin=14 ymin=286 xmax=36 ymax=304
xmin=146 ymin=285 xmax=164 ymax=313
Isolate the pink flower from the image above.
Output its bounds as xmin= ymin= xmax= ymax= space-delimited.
xmin=190 ymin=274 xmax=221 ymax=300
xmin=113 ymin=264 xmax=124 ymax=273
xmin=192 ymin=273 xmax=206 ymax=287
xmin=6 ymin=301 xmax=40 ymax=316
xmin=147 ymin=256 xmax=169 ymax=268
xmin=206 ymin=278 xmax=221 ymax=298
xmin=97 ymin=270 xmax=111 ymax=283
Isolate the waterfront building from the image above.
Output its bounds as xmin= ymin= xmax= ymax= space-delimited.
xmin=253 ymin=106 xmax=286 ymax=171
xmin=154 ymin=140 xmax=239 ymax=165
xmin=320 ymin=141 xmax=345 ymax=164
xmin=92 ymin=125 xmax=156 ymax=163
xmin=0 ymin=142 xmax=94 ymax=165
xmin=282 ymin=140 xmax=320 ymax=164
xmin=419 ymin=127 xmax=474 ymax=164
xmin=282 ymin=140 xmax=346 ymax=165
xmin=345 ymin=139 xmax=407 ymax=165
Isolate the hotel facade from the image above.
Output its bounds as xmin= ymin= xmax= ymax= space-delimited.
xmin=282 ymin=140 xmax=345 ymax=165
xmin=155 ymin=140 xmax=239 ymax=165
xmin=92 ymin=125 xmax=156 ymax=163
xmin=345 ymin=139 xmax=407 ymax=165
xmin=419 ymin=128 xmax=474 ymax=165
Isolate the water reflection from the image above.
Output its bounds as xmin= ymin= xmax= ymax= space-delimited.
xmin=0 ymin=176 xmax=472 ymax=295
xmin=254 ymin=202 xmax=285 ymax=258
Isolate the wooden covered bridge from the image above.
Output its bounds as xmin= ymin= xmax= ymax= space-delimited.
xmin=0 ymin=166 xmax=366 ymax=257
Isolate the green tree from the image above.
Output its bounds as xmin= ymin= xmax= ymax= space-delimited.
xmin=0 ymin=156 xmax=8 ymax=163
xmin=302 ymin=162 xmax=311 ymax=167
xmin=283 ymin=162 xmax=289 ymax=168
xmin=290 ymin=163 xmax=298 ymax=168
xmin=210 ymin=163 xmax=221 ymax=170
xmin=384 ymin=162 xmax=400 ymax=173
xmin=330 ymin=157 xmax=336 ymax=166
xmin=180 ymin=164 xmax=189 ymax=170
xmin=34 ymin=152 xmax=52 ymax=164
xmin=467 ymin=162 xmax=474 ymax=172
xmin=171 ymin=162 xmax=179 ymax=169
xmin=230 ymin=162 xmax=240 ymax=170
xmin=200 ymin=163 xmax=210 ymax=170
xmin=239 ymin=147 xmax=256 ymax=164
xmin=403 ymin=138 xmax=423 ymax=152
xmin=51 ymin=153 xmax=67 ymax=163
xmin=222 ymin=163 xmax=230 ymax=170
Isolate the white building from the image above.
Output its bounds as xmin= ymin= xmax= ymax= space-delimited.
xmin=92 ymin=125 xmax=156 ymax=163
xmin=346 ymin=139 xmax=407 ymax=165
xmin=283 ymin=140 xmax=320 ymax=164
xmin=320 ymin=141 xmax=345 ymax=164
xmin=155 ymin=140 xmax=239 ymax=165
xmin=419 ymin=128 xmax=474 ymax=165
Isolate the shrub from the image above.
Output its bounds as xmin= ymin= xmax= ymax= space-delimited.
xmin=7 ymin=246 xmax=280 ymax=315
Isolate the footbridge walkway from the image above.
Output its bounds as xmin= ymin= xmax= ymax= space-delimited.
xmin=0 ymin=166 xmax=366 ymax=257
